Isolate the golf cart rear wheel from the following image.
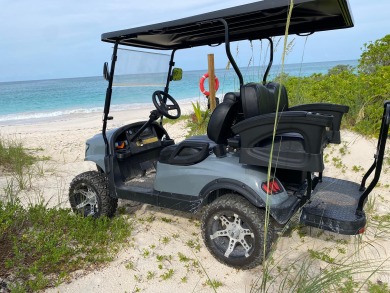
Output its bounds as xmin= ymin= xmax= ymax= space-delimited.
xmin=201 ymin=194 xmax=274 ymax=269
xmin=69 ymin=171 xmax=117 ymax=218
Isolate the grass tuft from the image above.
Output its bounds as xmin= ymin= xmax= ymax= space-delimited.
xmin=0 ymin=202 xmax=133 ymax=291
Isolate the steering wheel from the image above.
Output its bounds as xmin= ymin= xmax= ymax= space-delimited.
xmin=152 ymin=90 xmax=181 ymax=119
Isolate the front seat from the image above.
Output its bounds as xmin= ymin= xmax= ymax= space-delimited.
xmin=159 ymin=92 xmax=240 ymax=165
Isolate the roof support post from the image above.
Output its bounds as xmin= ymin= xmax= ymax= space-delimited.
xmin=103 ymin=41 xmax=119 ymax=157
xmin=218 ymin=18 xmax=243 ymax=86
xmin=164 ymin=49 xmax=177 ymax=94
xmin=263 ymin=37 xmax=274 ymax=84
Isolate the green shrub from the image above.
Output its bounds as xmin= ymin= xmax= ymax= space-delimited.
xmin=0 ymin=202 xmax=132 ymax=291
xmin=187 ymin=101 xmax=210 ymax=137
xmin=269 ymin=34 xmax=390 ymax=136
xmin=359 ymin=34 xmax=390 ymax=74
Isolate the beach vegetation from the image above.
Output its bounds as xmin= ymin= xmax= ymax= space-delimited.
xmin=0 ymin=137 xmax=133 ymax=292
xmin=160 ymin=268 xmax=174 ymax=280
xmin=327 ymin=64 xmax=355 ymax=75
xmin=163 ymin=113 xmax=190 ymax=125
xmin=160 ymin=236 xmax=170 ymax=244
xmin=255 ymin=241 xmax=389 ymax=292
xmin=125 ymin=260 xmax=136 ymax=270
xmin=186 ymin=238 xmax=201 ymax=252
xmin=0 ymin=138 xmax=37 ymax=192
xmin=155 ymin=254 xmax=172 ymax=263
xmin=367 ymin=280 xmax=390 ymax=293
xmin=146 ymin=270 xmax=156 ymax=280
xmin=205 ymin=278 xmax=223 ymax=289
xmin=178 ymin=252 xmax=191 ymax=262
xmin=142 ymin=248 xmax=151 ymax=258
xmin=186 ymin=101 xmax=210 ymax=136
xmin=352 ymin=165 xmax=363 ymax=173
xmin=0 ymin=202 xmax=132 ymax=292
xmin=161 ymin=216 xmax=173 ymax=223
xmin=0 ymin=138 xmax=36 ymax=173
xmin=359 ymin=34 xmax=390 ymax=74
xmin=281 ymin=34 xmax=390 ymax=137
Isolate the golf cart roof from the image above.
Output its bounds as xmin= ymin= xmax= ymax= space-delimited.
xmin=101 ymin=0 xmax=353 ymax=50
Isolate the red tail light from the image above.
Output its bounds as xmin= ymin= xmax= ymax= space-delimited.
xmin=261 ymin=179 xmax=283 ymax=195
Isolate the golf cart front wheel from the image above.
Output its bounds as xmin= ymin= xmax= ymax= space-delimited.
xmin=201 ymin=194 xmax=275 ymax=269
xmin=69 ymin=171 xmax=117 ymax=218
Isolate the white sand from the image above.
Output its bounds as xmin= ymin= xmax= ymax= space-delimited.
xmin=1 ymin=106 xmax=389 ymax=292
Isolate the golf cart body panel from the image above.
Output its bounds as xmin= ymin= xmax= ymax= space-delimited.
xmin=86 ymin=118 xmax=300 ymax=224
xmin=155 ymin=154 xmax=298 ymax=224
xmin=85 ymin=130 xmax=115 ymax=172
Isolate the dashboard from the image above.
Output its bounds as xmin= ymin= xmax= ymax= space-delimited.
xmin=114 ymin=123 xmax=169 ymax=160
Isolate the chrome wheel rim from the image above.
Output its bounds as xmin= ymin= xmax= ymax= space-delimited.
xmin=209 ymin=213 xmax=254 ymax=258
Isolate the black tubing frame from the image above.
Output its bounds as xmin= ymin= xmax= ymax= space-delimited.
xmin=103 ymin=41 xmax=119 ymax=157
xmin=357 ymin=101 xmax=390 ymax=212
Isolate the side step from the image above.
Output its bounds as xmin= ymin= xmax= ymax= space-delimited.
xmin=300 ymin=177 xmax=366 ymax=235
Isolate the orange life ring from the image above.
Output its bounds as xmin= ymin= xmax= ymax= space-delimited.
xmin=199 ymin=73 xmax=219 ymax=97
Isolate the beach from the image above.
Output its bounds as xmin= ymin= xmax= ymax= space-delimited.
xmin=1 ymin=104 xmax=389 ymax=292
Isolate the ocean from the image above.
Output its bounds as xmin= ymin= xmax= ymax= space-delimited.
xmin=0 ymin=60 xmax=357 ymax=124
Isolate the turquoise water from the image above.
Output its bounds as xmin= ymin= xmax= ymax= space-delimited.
xmin=0 ymin=60 xmax=357 ymax=123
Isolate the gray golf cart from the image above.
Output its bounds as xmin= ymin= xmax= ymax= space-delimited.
xmin=69 ymin=0 xmax=390 ymax=269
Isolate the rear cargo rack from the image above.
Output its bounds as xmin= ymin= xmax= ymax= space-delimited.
xmin=301 ymin=101 xmax=389 ymax=235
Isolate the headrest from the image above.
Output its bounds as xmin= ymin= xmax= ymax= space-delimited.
xmin=241 ymin=83 xmax=275 ymax=118
xmin=223 ymin=92 xmax=240 ymax=104
xmin=266 ymin=82 xmax=289 ymax=111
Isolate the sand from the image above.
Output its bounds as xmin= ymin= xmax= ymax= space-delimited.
xmin=0 ymin=105 xmax=389 ymax=292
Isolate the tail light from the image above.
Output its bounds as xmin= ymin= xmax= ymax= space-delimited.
xmin=261 ymin=179 xmax=283 ymax=195
xmin=358 ymin=227 xmax=366 ymax=234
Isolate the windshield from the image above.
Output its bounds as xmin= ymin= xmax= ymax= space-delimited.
xmin=111 ymin=47 xmax=170 ymax=107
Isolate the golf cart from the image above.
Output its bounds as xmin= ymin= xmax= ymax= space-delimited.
xmin=69 ymin=0 xmax=389 ymax=269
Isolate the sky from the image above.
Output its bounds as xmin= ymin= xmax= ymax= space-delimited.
xmin=0 ymin=0 xmax=389 ymax=82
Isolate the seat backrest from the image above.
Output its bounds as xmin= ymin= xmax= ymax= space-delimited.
xmin=265 ymin=82 xmax=289 ymax=112
xmin=240 ymin=82 xmax=290 ymax=118
xmin=241 ymin=83 xmax=275 ymax=118
xmin=207 ymin=92 xmax=239 ymax=144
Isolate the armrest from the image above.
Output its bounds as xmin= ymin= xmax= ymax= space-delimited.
xmin=289 ymin=103 xmax=349 ymax=143
xmin=167 ymin=141 xmax=210 ymax=166
xmin=232 ymin=111 xmax=332 ymax=154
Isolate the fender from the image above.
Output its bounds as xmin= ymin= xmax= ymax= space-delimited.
xmin=199 ymin=178 xmax=301 ymax=224
xmin=199 ymin=178 xmax=266 ymax=208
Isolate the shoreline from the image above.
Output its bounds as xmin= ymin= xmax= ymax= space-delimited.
xmin=0 ymin=100 xmax=196 ymax=127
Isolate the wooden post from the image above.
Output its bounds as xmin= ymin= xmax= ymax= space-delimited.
xmin=208 ymin=54 xmax=216 ymax=112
